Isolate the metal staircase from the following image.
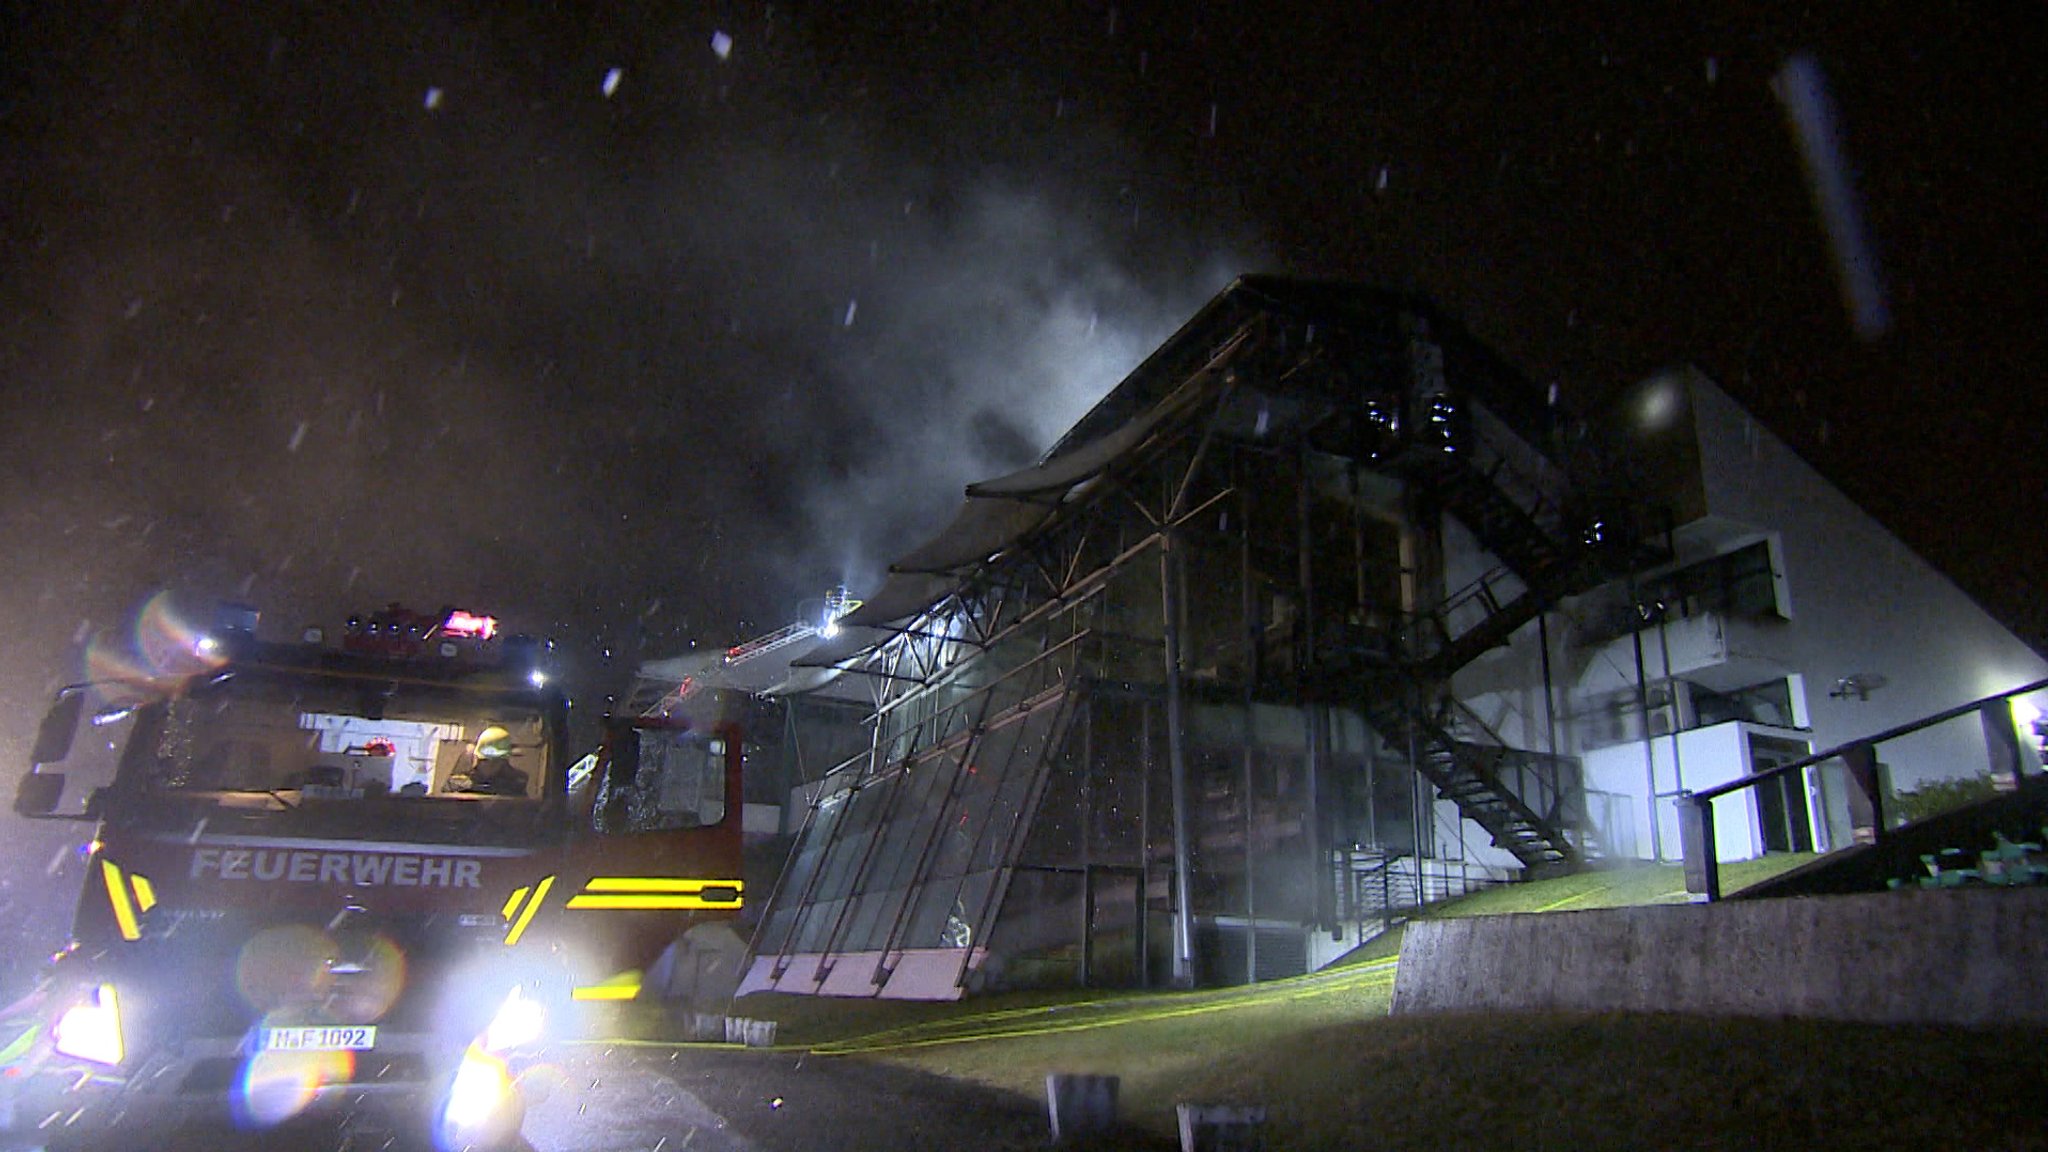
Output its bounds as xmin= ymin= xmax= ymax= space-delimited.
xmin=1397 ymin=435 xmax=1619 ymax=676
xmin=1353 ymin=395 xmax=1640 ymax=873
xmin=1415 ymin=721 xmax=1581 ymax=873
xmin=1358 ymin=695 xmax=1583 ymax=872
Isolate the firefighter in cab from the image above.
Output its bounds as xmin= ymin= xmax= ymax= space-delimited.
xmin=456 ymin=725 xmax=529 ymax=796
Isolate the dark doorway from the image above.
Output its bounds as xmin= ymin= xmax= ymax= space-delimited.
xmin=1751 ymin=735 xmax=1814 ymax=853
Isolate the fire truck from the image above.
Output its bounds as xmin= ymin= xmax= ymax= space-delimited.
xmin=4 ymin=605 xmax=745 ymax=1149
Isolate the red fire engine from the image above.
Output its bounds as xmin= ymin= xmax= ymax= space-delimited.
xmin=5 ymin=605 xmax=745 ymax=1149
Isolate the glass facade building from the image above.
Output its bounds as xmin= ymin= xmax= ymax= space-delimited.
xmin=742 ymin=278 xmax=1639 ymax=998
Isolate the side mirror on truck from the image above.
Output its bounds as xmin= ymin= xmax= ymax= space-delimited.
xmin=31 ymin=691 xmax=85 ymax=766
xmin=14 ymin=771 xmax=66 ymax=817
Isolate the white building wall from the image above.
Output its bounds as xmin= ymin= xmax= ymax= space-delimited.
xmin=1583 ymin=721 xmax=1776 ymax=862
xmin=1676 ymin=367 xmax=2048 ymax=791
xmin=1445 ymin=369 xmax=2045 ymax=873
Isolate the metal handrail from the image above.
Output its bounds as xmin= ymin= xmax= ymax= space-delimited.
xmin=1689 ymin=675 xmax=2048 ymax=804
xmin=1680 ymin=674 xmax=2048 ymax=900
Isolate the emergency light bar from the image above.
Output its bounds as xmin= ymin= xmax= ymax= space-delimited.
xmin=443 ymin=611 xmax=498 ymax=640
xmin=342 ymin=604 xmax=498 ymax=657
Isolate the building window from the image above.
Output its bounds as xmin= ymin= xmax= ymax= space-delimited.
xmin=1692 ymin=678 xmax=1803 ymax=730
xmin=1644 ymin=539 xmax=1785 ymax=622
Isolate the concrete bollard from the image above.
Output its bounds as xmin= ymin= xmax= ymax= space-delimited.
xmin=722 ymin=1016 xmax=777 ymax=1047
xmin=1045 ymin=1073 xmax=1119 ymax=1142
xmin=1176 ymin=1103 xmax=1268 ymax=1152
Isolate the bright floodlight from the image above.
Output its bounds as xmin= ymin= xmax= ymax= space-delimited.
xmin=442 ymin=1046 xmax=513 ymax=1131
xmin=54 ymin=984 xmax=124 ymax=1066
xmin=484 ymin=987 xmax=544 ymax=1052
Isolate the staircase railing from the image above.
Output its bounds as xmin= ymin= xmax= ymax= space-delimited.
xmin=1355 ymin=391 xmax=1625 ymax=878
xmin=1404 ymin=565 xmax=1524 ymax=665
xmin=1441 ymin=697 xmax=1582 ymax=828
xmin=1344 ymin=848 xmax=1415 ymax=936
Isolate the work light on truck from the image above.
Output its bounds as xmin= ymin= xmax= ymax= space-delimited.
xmin=481 ymin=986 xmax=544 ymax=1054
xmin=52 ymin=984 xmax=124 ymax=1066
xmin=436 ymin=986 xmax=541 ymax=1150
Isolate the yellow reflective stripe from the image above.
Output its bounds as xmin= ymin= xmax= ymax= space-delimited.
xmin=563 ymin=893 xmax=743 ymax=911
xmin=0 ymin=1021 xmax=37 ymax=1065
xmin=102 ymin=861 xmax=141 ymax=941
xmin=571 ymin=971 xmax=644 ymax=1001
xmin=582 ymin=877 xmax=744 ymax=893
xmin=502 ymin=885 xmax=530 ymax=921
xmin=130 ymin=874 xmax=157 ymax=912
xmin=503 ymin=875 xmax=552 ymax=946
xmin=572 ymin=984 xmax=642 ymax=1001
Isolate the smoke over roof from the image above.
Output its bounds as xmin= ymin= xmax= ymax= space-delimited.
xmin=0 ymin=5 xmax=1256 ymax=746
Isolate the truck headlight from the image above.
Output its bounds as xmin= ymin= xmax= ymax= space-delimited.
xmin=482 ymin=986 xmax=543 ymax=1053
xmin=442 ymin=1044 xmax=515 ymax=1131
xmin=437 ymin=985 xmax=541 ymax=1148
xmin=53 ymin=984 xmax=124 ymax=1066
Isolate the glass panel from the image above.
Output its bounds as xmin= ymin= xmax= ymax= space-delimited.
xmin=763 ymin=645 xmax=1075 ymax=969
xmin=795 ymin=897 xmax=846 ymax=952
xmin=1087 ymin=870 xmax=1142 ymax=985
xmin=985 ymin=868 xmax=1085 ymax=987
xmin=951 ymin=870 xmax=1000 ymax=949
xmin=865 ymin=754 xmax=954 ymax=900
xmin=1086 ymin=695 xmax=1150 ymax=868
xmin=757 ymin=906 xmax=798 ymax=953
xmin=903 ymin=872 xmax=963 ymax=949
xmin=626 ymin=728 xmax=725 ymax=829
xmin=839 ymin=888 xmax=893 ymax=954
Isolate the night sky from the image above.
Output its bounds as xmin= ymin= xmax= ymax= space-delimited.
xmin=2 ymin=2 xmax=2044 ymax=771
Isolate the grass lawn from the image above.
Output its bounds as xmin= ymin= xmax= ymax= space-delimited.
xmin=1342 ymin=852 xmax=1818 ymax=963
xmin=729 ymin=855 xmax=2048 ymax=1148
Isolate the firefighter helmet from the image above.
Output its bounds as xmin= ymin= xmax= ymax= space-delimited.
xmin=474 ymin=726 xmax=513 ymax=759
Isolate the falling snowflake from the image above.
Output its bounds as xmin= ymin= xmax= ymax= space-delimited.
xmin=602 ymin=68 xmax=623 ymax=97
xmin=711 ymin=30 xmax=733 ymax=59
xmin=423 ymin=87 xmax=443 ymax=110
xmin=843 ymin=299 xmax=858 ymax=327
xmin=287 ymin=420 xmax=310 ymax=453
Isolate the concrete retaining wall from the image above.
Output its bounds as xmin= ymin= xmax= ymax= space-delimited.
xmin=1391 ymin=889 xmax=2048 ymax=1026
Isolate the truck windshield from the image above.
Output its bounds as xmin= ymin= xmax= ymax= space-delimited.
xmin=129 ymin=665 xmax=553 ymax=815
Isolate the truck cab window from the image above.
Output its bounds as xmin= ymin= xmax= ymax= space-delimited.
xmin=603 ymin=729 xmax=726 ymax=832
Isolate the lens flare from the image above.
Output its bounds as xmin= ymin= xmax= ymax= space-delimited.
xmin=81 ymin=633 xmax=152 ymax=700
xmin=325 ymin=933 xmax=408 ymax=1022
xmin=83 ymin=592 xmax=227 ymax=694
xmin=234 ymin=1045 xmax=354 ymax=1129
xmin=136 ymin=591 xmax=225 ymax=675
xmin=235 ymin=926 xmax=338 ymax=1012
